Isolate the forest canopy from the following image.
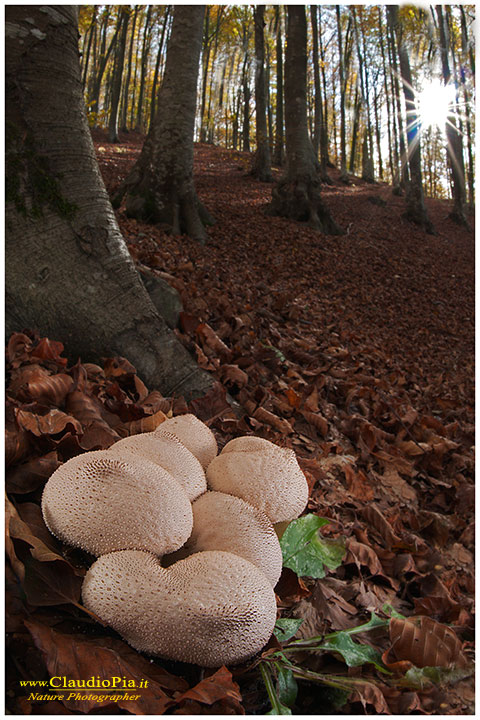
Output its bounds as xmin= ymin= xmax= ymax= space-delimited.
xmin=79 ymin=4 xmax=475 ymax=205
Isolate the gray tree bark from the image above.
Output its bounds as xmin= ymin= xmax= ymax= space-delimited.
xmin=436 ymin=5 xmax=468 ymax=227
xmin=5 ymin=5 xmax=214 ymax=401
xmin=267 ymin=6 xmax=341 ymax=234
xmin=388 ymin=6 xmax=434 ymax=234
xmin=114 ymin=5 xmax=214 ymax=243
xmin=108 ymin=7 xmax=129 ymax=143
xmin=273 ymin=6 xmax=284 ymax=166
xmin=251 ymin=6 xmax=272 ymax=182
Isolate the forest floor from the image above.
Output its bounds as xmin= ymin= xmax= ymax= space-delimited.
xmin=6 ymin=130 xmax=474 ymax=715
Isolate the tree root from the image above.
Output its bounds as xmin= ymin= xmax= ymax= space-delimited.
xmin=268 ymin=176 xmax=343 ymax=235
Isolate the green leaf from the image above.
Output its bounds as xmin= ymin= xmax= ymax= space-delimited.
xmin=325 ymin=612 xmax=388 ymax=639
xmin=274 ymin=619 xmax=304 ymax=643
xmin=382 ymin=603 xmax=406 ymax=619
xmin=276 ymin=665 xmax=298 ymax=708
xmin=401 ymin=664 xmax=473 ymax=690
xmin=280 ymin=514 xmax=345 ymax=578
xmin=320 ymin=633 xmax=388 ymax=673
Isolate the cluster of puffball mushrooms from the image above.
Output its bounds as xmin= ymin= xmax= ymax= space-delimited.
xmin=42 ymin=414 xmax=309 ymax=667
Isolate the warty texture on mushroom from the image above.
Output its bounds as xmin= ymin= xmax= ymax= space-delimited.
xmin=107 ymin=430 xmax=206 ymax=501
xmin=206 ymin=437 xmax=308 ymax=523
xmin=163 ymin=490 xmax=283 ymax=587
xmin=41 ymin=450 xmax=193 ymax=556
xmin=154 ymin=413 xmax=218 ymax=469
xmin=82 ymin=549 xmax=278 ymax=667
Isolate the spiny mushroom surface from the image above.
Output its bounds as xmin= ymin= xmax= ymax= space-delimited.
xmin=82 ymin=549 xmax=277 ymax=667
xmin=154 ymin=414 xmax=217 ymax=469
xmin=221 ymin=436 xmax=279 ymax=454
xmin=166 ymin=491 xmax=283 ymax=587
xmin=107 ymin=431 xmax=206 ymax=501
xmin=206 ymin=439 xmax=308 ymax=523
xmin=41 ymin=451 xmax=193 ymax=556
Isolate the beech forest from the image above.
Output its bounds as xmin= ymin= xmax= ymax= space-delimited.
xmin=5 ymin=4 xmax=475 ymax=716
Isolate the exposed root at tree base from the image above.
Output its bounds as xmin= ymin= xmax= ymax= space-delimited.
xmin=268 ymin=176 xmax=343 ymax=235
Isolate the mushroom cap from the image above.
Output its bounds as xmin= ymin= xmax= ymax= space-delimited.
xmin=82 ymin=549 xmax=277 ymax=667
xmin=41 ymin=450 xmax=193 ymax=557
xmin=206 ymin=442 xmax=308 ymax=523
xmin=154 ymin=414 xmax=217 ymax=469
xmin=107 ymin=431 xmax=206 ymax=501
xmin=221 ymin=436 xmax=280 ymax=455
xmin=175 ymin=491 xmax=282 ymax=587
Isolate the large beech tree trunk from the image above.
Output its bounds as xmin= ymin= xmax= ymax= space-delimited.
xmin=267 ymin=6 xmax=341 ymax=235
xmin=114 ymin=5 xmax=213 ymax=243
xmin=6 ymin=5 xmax=214 ymax=400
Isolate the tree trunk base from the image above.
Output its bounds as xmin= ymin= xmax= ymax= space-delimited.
xmin=448 ymin=205 xmax=470 ymax=230
xmin=268 ymin=176 xmax=343 ymax=235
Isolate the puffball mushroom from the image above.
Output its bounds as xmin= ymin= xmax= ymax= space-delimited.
xmin=41 ymin=451 xmax=193 ymax=556
xmin=165 ymin=491 xmax=283 ymax=587
xmin=155 ymin=413 xmax=217 ymax=469
xmin=107 ymin=431 xmax=206 ymax=501
xmin=206 ymin=438 xmax=308 ymax=523
xmin=82 ymin=549 xmax=277 ymax=667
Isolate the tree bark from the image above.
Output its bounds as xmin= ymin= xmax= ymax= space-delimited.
xmin=310 ymin=5 xmax=329 ymax=182
xmin=149 ymin=7 xmax=171 ymax=128
xmin=6 ymin=5 xmax=214 ymax=401
xmin=251 ymin=6 xmax=272 ymax=181
xmin=336 ymin=6 xmax=350 ymax=182
xmin=114 ymin=5 xmax=213 ymax=243
xmin=119 ymin=6 xmax=138 ymax=132
xmin=199 ymin=7 xmax=211 ymax=143
xmin=388 ymin=6 xmax=434 ymax=233
xmin=435 ymin=5 xmax=468 ymax=226
xmin=267 ymin=6 xmax=341 ymax=234
xmin=108 ymin=7 xmax=129 ymax=143
xmin=273 ymin=6 xmax=284 ymax=166
xmin=134 ymin=6 xmax=152 ymax=133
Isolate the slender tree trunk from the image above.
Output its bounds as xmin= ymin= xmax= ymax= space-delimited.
xmin=373 ymin=84 xmax=383 ymax=180
xmin=119 ymin=6 xmax=138 ymax=132
xmin=336 ymin=6 xmax=348 ymax=181
xmin=310 ymin=5 xmax=329 ymax=182
xmin=388 ymin=20 xmax=409 ymax=190
xmin=242 ymin=59 xmax=251 ymax=153
xmin=108 ymin=8 xmax=129 ymax=143
xmin=318 ymin=7 xmax=331 ymax=167
xmin=205 ymin=9 xmax=223 ymax=144
xmin=388 ymin=6 xmax=434 ymax=233
xmin=251 ymin=6 xmax=272 ymax=181
xmin=273 ymin=5 xmax=284 ymax=166
xmin=348 ymin=84 xmax=361 ymax=173
xmin=115 ymin=6 xmax=214 ymax=243
xmin=268 ymin=6 xmax=341 ymax=235
xmin=435 ymin=5 xmax=468 ymax=226
xmin=81 ymin=7 xmax=97 ymax=90
xmin=6 ymin=6 xmax=214 ymax=400
xmin=135 ymin=6 xmax=152 ymax=132
xmin=88 ymin=8 xmax=120 ymax=121
xmin=199 ymin=7 xmax=211 ymax=143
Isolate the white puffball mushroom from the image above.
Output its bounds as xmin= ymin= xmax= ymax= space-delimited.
xmin=170 ymin=491 xmax=283 ymax=587
xmin=41 ymin=450 xmax=193 ymax=557
xmin=206 ymin=438 xmax=308 ymax=523
xmin=82 ymin=549 xmax=277 ymax=667
xmin=154 ymin=414 xmax=217 ymax=469
xmin=107 ymin=431 xmax=206 ymax=501
xmin=221 ymin=436 xmax=279 ymax=454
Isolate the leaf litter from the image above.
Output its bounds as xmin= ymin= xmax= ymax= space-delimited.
xmin=5 ymin=132 xmax=474 ymax=715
